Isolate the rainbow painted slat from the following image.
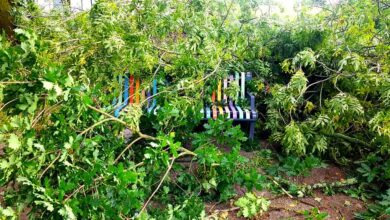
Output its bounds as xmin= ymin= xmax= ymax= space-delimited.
xmin=113 ymin=73 xmax=157 ymax=117
xmin=147 ymin=79 xmax=157 ymax=113
xmin=135 ymin=79 xmax=140 ymax=104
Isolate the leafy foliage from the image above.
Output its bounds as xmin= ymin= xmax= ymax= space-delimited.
xmin=234 ymin=192 xmax=270 ymax=218
xmin=268 ymin=155 xmax=325 ymax=177
xmin=191 ymin=119 xmax=264 ymax=201
xmin=1 ymin=0 xmax=390 ymax=218
xmin=301 ymin=208 xmax=329 ymax=220
xmin=262 ymin=0 xmax=389 ymax=214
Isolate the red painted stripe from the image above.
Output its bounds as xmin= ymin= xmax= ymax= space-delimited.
xmin=212 ymin=91 xmax=216 ymax=103
xmin=129 ymin=75 xmax=134 ymax=104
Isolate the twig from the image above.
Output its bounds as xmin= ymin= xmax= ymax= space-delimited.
xmin=207 ymin=207 xmax=240 ymax=219
xmin=79 ymin=118 xmax=115 ymax=136
xmin=327 ymin=133 xmax=370 ymax=147
xmin=265 ymin=175 xmax=293 ymax=198
xmin=152 ymin=44 xmax=181 ymax=55
xmin=0 ymin=81 xmax=35 ymax=85
xmin=138 ymin=150 xmax=196 ymax=214
xmin=0 ymin=98 xmax=18 ymax=111
xmin=32 ymin=101 xmax=63 ymax=127
xmin=87 ymin=105 xmax=127 ymax=126
xmin=39 ymin=151 xmax=61 ymax=179
xmin=219 ymin=0 xmax=234 ymax=29
xmin=64 ymin=176 xmax=104 ymax=202
xmin=139 ymin=158 xmax=176 ymax=214
xmin=114 ymin=136 xmax=144 ymax=163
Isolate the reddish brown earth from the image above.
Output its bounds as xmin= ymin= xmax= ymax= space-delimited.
xmin=206 ymin=150 xmax=366 ymax=220
xmin=289 ymin=165 xmax=346 ymax=185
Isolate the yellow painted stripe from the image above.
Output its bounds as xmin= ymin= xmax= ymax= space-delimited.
xmin=217 ymin=81 xmax=222 ymax=102
xmin=135 ymin=79 xmax=140 ymax=103
xmin=218 ymin=106 xmax=223 ymax=116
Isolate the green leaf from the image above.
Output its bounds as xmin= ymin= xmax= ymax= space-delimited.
xmin=42 ymin=81 xmax=54 ymax=90
xmin=58 ymin=205 xmax=76 ymax=220
xmin=35 ymin=201 xmax=54 ymax=212
xmin=8 ymin=134 xmax=21 ymax=150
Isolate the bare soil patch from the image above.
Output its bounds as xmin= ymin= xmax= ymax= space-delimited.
xmin=206 ymin=150 xmax=366 ymax=220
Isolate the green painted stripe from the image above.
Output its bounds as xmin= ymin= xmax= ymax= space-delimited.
xmin=241 ymin=72 xmax=245 ymax=99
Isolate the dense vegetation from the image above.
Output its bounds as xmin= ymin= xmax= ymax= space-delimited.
xmin=0 ymin=0 xmax=389 ymax=219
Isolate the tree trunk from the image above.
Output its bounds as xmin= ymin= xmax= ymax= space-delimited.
xmin=0 ymin=0 xmax=14 ymax=39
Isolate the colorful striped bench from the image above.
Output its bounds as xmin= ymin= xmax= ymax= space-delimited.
xmin=112 ymin=73 xmax=157 ymax=117
xmin=201 ymin=72 xmax=257 ymax=139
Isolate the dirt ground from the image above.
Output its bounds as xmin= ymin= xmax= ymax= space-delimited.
xmin=205 ymin=151 xmax=366 ymax=220
xmin=0 ymin=143 xmax=366 ymax=219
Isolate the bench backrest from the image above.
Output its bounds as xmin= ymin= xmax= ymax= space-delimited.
xmin=113 ymin=73 xmax=157 ymax=117
xmin=209 ymin=72 xmax=252 ymax=104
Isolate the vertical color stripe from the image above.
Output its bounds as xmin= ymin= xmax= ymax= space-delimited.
xmin=212 ymin=106 xmax=217 ymax=119
xmin=235 ymin=72 xmax=240 ymax=100
xmin=212 ymin=91 xmax=216 ymax=103
xmin=218 ymin=106 xmax=224 ymax=116
xmin=229 ymin=101 xmax=237 ymax=119
xmin=146 ymin=91 xmax=151 ymax=108
xmin=245 ymin=109 xmax=250 ymax=119
xmin=148 ymin=79 xmax=157 ymax=113
xmin=223 ymin=78 xmax=227 ymax=102
xmin=224 ymin=106 xmax=230 ymax=118
xmin=229 ymin=75 xmax=234 ymax=102
xmin=129 ymin=75 xmax=134 ymax=104
xmin=217 ymin=81 xmax=222 ymax=102
xmin=135 ymin=79 xmax=140 ymax=104
xmin=236 ymin=105 xmax=244 ymax=119
xmin=241 ymin=72 xmax=245 ymax=99
xmin=206 ymin=106 xmax=211 ymax=119
xmin=114 ymin=75 xmax=129 ymax=117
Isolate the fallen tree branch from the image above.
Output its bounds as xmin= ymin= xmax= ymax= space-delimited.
xmin=265 ymin=175 xmax=294 ymax=199
xmin=0 ymin=81 xmax=35 ymax=85
xmin=39 ymin=151 xmax=62 ymax=179
xmin=79 ymin=118 xmax=114 ymax=136
xmin=327 ymin=133 xmax=370 ymax=147
xmin=114 ymin=136 xmax=144 ymax=163
xmin=139 ymin=158 xmax=176 ymax=215
xmin=63 ymin=148 xmax=197 ymax=203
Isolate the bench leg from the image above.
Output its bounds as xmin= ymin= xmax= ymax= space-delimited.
xmin=249 ymin=121 xmax=255 ymax=140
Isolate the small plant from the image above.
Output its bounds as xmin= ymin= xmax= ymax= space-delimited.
xmin=301 ymin=208 xmax=329 ymax=220
xmin=355 ymin=189 xmax=390 ymax=220
xmin=190 ymin=118 xmax=265 ymax=201
xmin=267 ymin=155 xmax=325 ymax=177
xmin=234 ymin=193 xmax=270 ymax=218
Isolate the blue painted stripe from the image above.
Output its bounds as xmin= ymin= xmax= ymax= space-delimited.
xmin=147 ymin=79 xmax=157 ymax=113
xmin=205 ymin=105 xmax=211 ymax=119
xmin=114 ymin=75 xmax=129 ymax=117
